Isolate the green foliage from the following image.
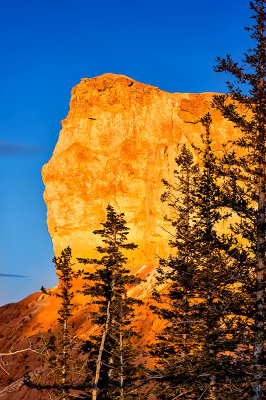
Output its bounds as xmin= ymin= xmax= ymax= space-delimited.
xmin=24 ymin=247 xmax=85 ymax=400
xmin=150 ymin=118 xmax=251 ymax=399
xmin=213 ymin=1 xmax=265 ymax=398
xmin=78 ymin=205 xmax=145 ymax=400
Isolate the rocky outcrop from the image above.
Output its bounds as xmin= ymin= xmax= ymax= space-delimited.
xmin=42 ymin=73 xmax=238 ymax=271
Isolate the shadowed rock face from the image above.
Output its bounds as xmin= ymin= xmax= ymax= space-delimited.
xmin=42 ymin=73 xmax=238 ymax=271
xmin=0 ymin=74 xmax=240 ymax=399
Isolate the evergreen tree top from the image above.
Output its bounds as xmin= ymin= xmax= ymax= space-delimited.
xmin=213 ymin=0 xmax=265 ymax=136
xmin=92 ymin=205 xmax=137 ymax=251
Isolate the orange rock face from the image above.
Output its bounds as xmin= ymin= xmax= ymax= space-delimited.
xmin=0 ymin=74 xmax=240 ymax=399
xmin=42 ymin=73 xmax=238 ymax=272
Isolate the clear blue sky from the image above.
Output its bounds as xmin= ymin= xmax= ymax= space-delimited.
xmin=0 ymin=0 xmax=252 ymax=305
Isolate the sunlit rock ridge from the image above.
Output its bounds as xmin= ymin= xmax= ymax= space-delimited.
xmin=42 ymin=73 xmax=237 ymax=271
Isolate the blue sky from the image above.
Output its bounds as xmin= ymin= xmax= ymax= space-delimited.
xmin=0 ymin=0 xmax=252 ymax=305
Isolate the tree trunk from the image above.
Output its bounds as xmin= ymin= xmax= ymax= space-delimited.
xmin=254 ymin=159 xmax=265 ymax=400
xmin=62 ymin=287 xmax=69 ymax=400
xmin=119 ymin=301 xmax=124 ymax=400
xmin=254 ymin=7 xmax=265 ymax=397
xmin=92 ymin=300 xmax=111 ymax=400
xmin=209 ymin=375 xmax=216 ymax=400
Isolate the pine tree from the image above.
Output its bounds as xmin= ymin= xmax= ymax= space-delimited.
xmin=78 ymin=205 xmax=144 ymax=400
xmin=150 ymin=116 xmax=251 ymax=399
xmin=213 ymin=1 xmax=265 ymax=398
xmin=24 ymin=246 xmax=84 ymax=400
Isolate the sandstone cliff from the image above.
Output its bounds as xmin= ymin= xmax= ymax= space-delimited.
xmin=0 ymin=73 xmax=239 ymax=399
xmin=42 ymin=73 xmax=237 ymax=271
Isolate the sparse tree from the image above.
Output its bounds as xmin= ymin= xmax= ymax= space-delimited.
xmin=78 ymin=205 xmax=144 ymax=400
xmin=213 ymin=1 xmax=265 ymax=398
xmin=24 ymin=246 xmax=85 ymax=400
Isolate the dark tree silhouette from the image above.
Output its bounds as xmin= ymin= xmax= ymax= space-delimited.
xmin=213 ymin=1 xmax=265 ymax=398
xmin=24 ymin=247 xmax=84 ymax=400
xmin=78 ymin=205 xmax=144 ymax=400
xmin=151 ymin=117 xmax=251 ymax=399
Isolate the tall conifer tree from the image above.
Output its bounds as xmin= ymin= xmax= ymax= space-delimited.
xmin=78 ymin=205 xmax=143 ymax=400
xmin=213 ymin=1 xmax=265 ymax=398
xmin=151 ymin=117 xmax=251 ymax=399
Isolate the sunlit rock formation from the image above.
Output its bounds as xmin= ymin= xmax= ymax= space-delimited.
xmin=42 ymin=73 xmax=237 ymax=272
xmin=0 ymin=74 xmax=240 ymax=399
